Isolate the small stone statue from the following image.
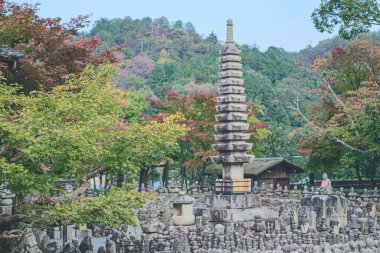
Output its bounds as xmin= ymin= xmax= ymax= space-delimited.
xmin=79 ymin=236 xmax=93 ymax=253
xmin=252 ymin=215 xmax=265 ymax=232
xmin=268 ymin=183 xmax=274 ymax=197
xmin=173 ymin=231 xmax=191 ymax=253
xmin=105 ymin=238 xmax=116 ymax=253
xmin=320 ymin=173 xmax=333 ymax=194
xmin=275 ymin=183 xmax=282 ymax=197
xmin=302 ymin=185 xmax=309 ymax=196
xmin=62 ymin=242 xmax=80 ymax=253
xmin=282 ymin=186 xmax=290 ymax=198
xmin=253 ymin=181 xmax=260 ymax=194
xmin=65 ymin=184 xmax=73 ymax=194
xmin=338 ymin=187 xmax=344 ymax=196
xmin=362 ymin=188 xmax=370 ymax=202
xmin=72 ymin=239 xmax=80 ymax=251
xmin=372 ymin=187 xmax=379 ymax=201
xmin=97 ymin=247 xmax=106 ymax=253
xmin=260 ymin=182 xmax=266 ymax=196
xmin=348 ymin=187 xmax=357 ymax=200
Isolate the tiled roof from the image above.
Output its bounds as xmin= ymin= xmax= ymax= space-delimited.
xmin=205 ymin=158 xmax=304 ymax=176
xmin=0 ymin=46 xmax=24 ymax=59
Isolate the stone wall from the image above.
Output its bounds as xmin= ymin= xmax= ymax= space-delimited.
xmin=110 ymin=185 xmax=380 ymax=253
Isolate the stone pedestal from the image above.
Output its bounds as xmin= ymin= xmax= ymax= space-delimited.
xmin=300 ymin=194 xmax=348 ymax=230
xmin=0 ymin=205 xmax=12 ymax=215
xmin=201 ymin=193 xmax=265 ymax=223
xmin=206 ymin=194 xmax=260 ymax=209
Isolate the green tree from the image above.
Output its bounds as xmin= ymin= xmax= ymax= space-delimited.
xmin=148 ymin=62 xmax=177 ymax=98
xmin=0 ymin=65 xmax=187 ymax=240
xmin=312 ymin=0 xmax=380 ymax=39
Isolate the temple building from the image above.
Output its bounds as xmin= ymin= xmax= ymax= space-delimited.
xmin=0 ymin=46 xmax=24 ymax=70
xmin=205 ymin=157 xmax=304 ymax=188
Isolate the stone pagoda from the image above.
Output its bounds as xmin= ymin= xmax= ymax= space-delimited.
xmin=211 ymin=19 xmax=254 ymax=189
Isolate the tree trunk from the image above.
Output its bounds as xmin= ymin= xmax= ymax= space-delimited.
xmin=139 ymin=168 xmax=148 ymax=191
xmin=367 ymin=157 xmax=377 ymax=186
xmin=104 ymin=172 xmax=108 ymax=190
xmin=198 ymin=164 xmax=207 ymax=185
xmin=270 ymin=135 xmax=277 ymax=156
xmin=180 ymin=166 xmax=185 ymax=189
xmin=99 ymin=172 xmax=103 ymax=188
xmin=309 ymin=173 xmax=315 ymax=187
xmin=355 ymin=162 xmax=362 ymax=182
xmin=151 ymin=168 xmax=155 ymax=191
xmin=116 ymin=173 xmax=125 ymax=187
xmin=162 ymin=162 xmax=169 ymax=187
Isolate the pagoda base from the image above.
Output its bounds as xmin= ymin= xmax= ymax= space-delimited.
xmin=206 ymin=193 xmax=260 ymax=209
xmin=194 ymin=193 xmax=270 ymax=223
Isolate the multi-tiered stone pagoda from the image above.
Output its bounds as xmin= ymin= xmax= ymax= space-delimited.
xmin=211 ymin=19 xmax=254 ymax=186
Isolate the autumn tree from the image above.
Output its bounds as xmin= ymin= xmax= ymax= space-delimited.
xmin=290 ymin=40 xmax=380 ymax=180
xmin=151 ymin=86 xmax=269 ymax=185
xmin=0 ymin=1 xmax=119 ymax=91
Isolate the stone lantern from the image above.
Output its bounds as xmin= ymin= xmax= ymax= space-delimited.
xmin=0 ymin=184 xmax=15 ymax=215
xmin=172 ymin=191 xmax=195 ymax=226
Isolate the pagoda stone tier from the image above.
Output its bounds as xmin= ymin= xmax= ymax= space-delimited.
xmin=211 ymin=19 xmax=254 ymax=182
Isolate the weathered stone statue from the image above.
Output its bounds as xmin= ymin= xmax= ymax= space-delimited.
xmin=282 ymin=186 xmax=290 ymax=198
xmin=167 ymin=180 xmax=180 ymax=193
xmin=65 ymin=184 xmax=73 ymax=194
xmin=72 ymin=239 xmax=80 ymax=252
xmin=362 ymin=188 xmax=370 ymax=202
xmin=44 ymin=241 xmax=60 ymax=253
xmin=105 ymin=238 xmax=116 ymax=253
xmin=372 ymin=186 xmax=379 ymax=201
xmin=173 ymin=231 xmax=191 ymax=253
xmin=275 ymin=183 xmax=282 ymax=197
xmin=79 ymin=236 xmax=93 ymax=253
xmin=253 ymin=181 xmax=260 ymax=194
xmin=62 ymin=242 xmax=80 ymax=253
xmin=320 ymin=173 xmax=333 ymax=194
xmin=348 ymin=186 xmax=357 ymax=200
xmin=97 ymin=246 xmax=106 ymax=253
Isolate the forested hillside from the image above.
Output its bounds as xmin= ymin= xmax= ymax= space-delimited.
xmin=84 ymin=16 xmax=379 ymax=176
xmin=85 ymin=17 xmax=318 ymax=158
xmin=296 ymin=31 xmax=380 ymax=66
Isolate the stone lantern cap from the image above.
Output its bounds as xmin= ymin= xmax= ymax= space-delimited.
xmin=172 ymin=191 xmax=194 ymax=204
xmin=0 ymin=185 xmax=15 ymax=198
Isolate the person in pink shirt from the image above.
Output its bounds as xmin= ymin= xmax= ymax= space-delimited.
xmin=320 ymin=173 xmax=333 ymax=194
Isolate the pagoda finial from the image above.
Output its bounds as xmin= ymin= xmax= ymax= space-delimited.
xmin=226 ymin=19 xmax=233 ymax=43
